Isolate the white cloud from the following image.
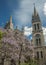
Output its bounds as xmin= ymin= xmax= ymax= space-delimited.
xmin=42 ymin=27 xmax=46 ymax=43
xmin=24 ymin=26 xmax=32 ymax=36
xmin=43 ymin=3 xmax=46 ymax=15
xmin=42 ymin=27 xmax=46 ymax=35
xmin=24 ymin=26 xmax=46 ymax=43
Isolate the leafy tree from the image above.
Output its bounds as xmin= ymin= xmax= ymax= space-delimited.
xmin=0 ymin=31 xmax=3 ymax=40
xmin=20 ymin=57 xmax=37 ymax=65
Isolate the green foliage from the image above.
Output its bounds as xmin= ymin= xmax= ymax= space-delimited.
xmin=0 ymin=31 xmax=3 ymax=40
xmin=20 ymin=63 xmax=29 ymax=65
xmin=20 ymin=62 xmax=37 ymax=65
xmin=20 ymin=59 xmax=37 ymax=65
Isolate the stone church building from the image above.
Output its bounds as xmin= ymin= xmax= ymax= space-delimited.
xmin=0 ymin=5 xmax=46 ymax=65
xmin=31 ymin=5 xmax=46 ymax=65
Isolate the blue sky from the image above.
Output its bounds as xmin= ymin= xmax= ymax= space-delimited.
xmin=0 ymin=0 xmax=46 ymax=42
xmin=0 ymin=0 xmax=46 ymax=28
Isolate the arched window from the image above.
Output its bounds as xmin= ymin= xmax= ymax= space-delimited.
xmin=37 ymin=24 xmax=39 ymax=30
xmin=37 ymin=52 xmax=39 ymax=59
xmin=41 ymin=51 xmax=43 ymax=58
xmin=36 ymin=39 xmax=38 ymax=46
xmin=39 ymin=38 xmax=41 ymax=45
xmin=34 ymin=24 xmax=36 ymax=31
xmin=35 ymin=34 xmax=41 ymax=46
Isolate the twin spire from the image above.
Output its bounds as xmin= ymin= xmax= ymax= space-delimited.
xmin=4 ymin=4 xmax=40 ymax=29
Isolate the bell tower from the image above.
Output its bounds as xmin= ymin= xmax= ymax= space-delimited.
xmin=32 ymin=4 xmax=45 ymax=61
xmin=32 ymin=4 xmax=44 ymax=47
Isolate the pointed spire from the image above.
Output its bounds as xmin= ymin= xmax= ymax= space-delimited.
xmin=4 ymin=16 xmax=14 ymax=30
xmin=32 ymin=4 xmax=41 ymax=23
xmin=33 ymin=3 xmax=37 ymax=16
xmin=10 ymin=16 xmax=12 ymax=23
xmin=10 ymin=16 xmax=14 ymax=30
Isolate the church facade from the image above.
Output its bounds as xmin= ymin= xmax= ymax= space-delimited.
xmin=0 ymin=5 xmax=46 ymax=65
xmin=31 ymin=5 xmax=46 ymax=65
